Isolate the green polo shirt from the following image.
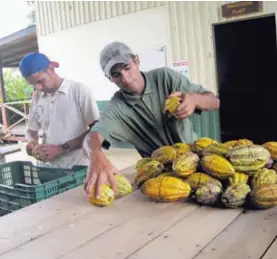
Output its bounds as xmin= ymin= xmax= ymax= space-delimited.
xmin=91 ymin=67 xmax=210 ymax=157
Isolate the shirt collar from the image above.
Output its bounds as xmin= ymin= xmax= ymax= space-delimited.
xmin=121 ymin=72 xmax=154 ymax=103
xmin=42 ymin=78 xmax=69 ymax=97
xmin=57 ymin=78 xmax=69 ymax=94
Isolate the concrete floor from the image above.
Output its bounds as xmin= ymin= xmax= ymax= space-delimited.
xmin=4 ymin=143 xmax=141 ymax=174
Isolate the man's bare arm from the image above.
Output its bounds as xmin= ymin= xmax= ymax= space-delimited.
xmin=26 ymin=129 xmax=39 ymax=143
xmin=83 ymin=131 xmax=105 ymax=157
xmin=32 ymin=121 xmax=99 ymax=162
xmin=192 ymin=92 xmax=220 ymax=111
xmin=66 ymin=120 xmax=99 ymax=152
xmin=83 ymin=131 xmax=118 ymax=196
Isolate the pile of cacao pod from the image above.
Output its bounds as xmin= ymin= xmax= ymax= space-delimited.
xmin=134 ymin=138 xmax=277 ymax=210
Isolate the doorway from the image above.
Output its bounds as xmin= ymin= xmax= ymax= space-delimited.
xmin=213 ymin=15 xmax=277 ymax=144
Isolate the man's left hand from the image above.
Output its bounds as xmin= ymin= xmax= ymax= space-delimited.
xmin=169 ymin=91 xmax=196 ymax=119
xmin=32 ymin=144 xmax=64 ymax=162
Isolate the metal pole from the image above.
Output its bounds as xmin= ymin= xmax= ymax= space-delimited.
xmin=0 ymin=58 xmax=8 ymax=135
xmin=0 ymin=62 xmax=6 ymax=103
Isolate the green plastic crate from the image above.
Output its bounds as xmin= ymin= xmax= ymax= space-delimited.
xmin=0 ymin=161 xmax=87 ymax=216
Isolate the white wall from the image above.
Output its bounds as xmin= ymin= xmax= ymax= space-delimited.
xmin=37 ymin=6 xmax=172 ymax=101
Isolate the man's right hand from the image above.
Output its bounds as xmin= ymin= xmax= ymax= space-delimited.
xmin=84 ymin=151 xmax=118 ymax=198
xmin=26 ymin=141 xmax=38 ymax=156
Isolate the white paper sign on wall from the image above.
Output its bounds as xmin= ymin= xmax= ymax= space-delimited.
xmin=172 ymin=60 xmax=190 ymax=79
xmin=137 ymin=45 xmax=166 ymax=72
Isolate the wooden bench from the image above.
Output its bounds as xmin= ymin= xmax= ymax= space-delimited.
xmin=0 ymin=165 xmax=277 ymax=259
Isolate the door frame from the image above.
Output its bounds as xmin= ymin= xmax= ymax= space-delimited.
xmin=210 ymin=13 xmax=277 ymax=141
xmin=211 ymin=13 xmax=276 ymax=93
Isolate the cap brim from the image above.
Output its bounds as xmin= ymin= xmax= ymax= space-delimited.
xmin=50 ymin=61 xmax=59 ymax=68
xmin=104 ymin=58 xmax=128 ymax=77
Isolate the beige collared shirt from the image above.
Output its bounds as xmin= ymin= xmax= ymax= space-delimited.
xmin=27 ymin=78 xmax=100 ymax=169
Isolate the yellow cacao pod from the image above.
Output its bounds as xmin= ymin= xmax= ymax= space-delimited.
xmin=134 ymin=160 xmax=164 ymax=187
xmin=224 ymin=140 xmax=238 ymax=148
xmin=221 ymin=183 xmax=251 ymax=208
xmin=251 ymin=168 xmax=277 ymax=189
xmin=135 ymin=158 xmax=152 ymax=170
xmin=233 ymin=139 xmax=254 ymax=147
xmin=157 ymin=167 xmax=176 ymax=177
xmin=224 ymin=139 xmax=254 ymax=148
xmin=114 ymin=174 xmax=133 ymax=197
xmin=151 ymin=146 xmax=177 ymax=165
xmin=263 ymin=142 xmax=277 ymax=160
xmin=202 ymin=143 xmax=231 ymax=157
xmin=228 ymin=172 xmax=249 ymax=185
xmin=88 ymin=184 xmax=115 ymax=207
xmin=200 ymin=154 xmax=235 ymax=179
xmin=32 ymin=148 xmax=47 ymax=162
xmin=172 ymin=152 xmax=199 ymax=177
xmin=163 ymin=96 xmax=180 ymax=114
xmin=193 ymin=183 xmax=222 ymax=205
xmin=157 ymin=172 xmax=175 ymax=178
xmin=251 ymin=183 xmax=277 ymax=209
xmin=141 ymin=176 xmax=191 ymax=202
xmin=172 ymin=142 xmax=191 ymax=157
xmin=194 ymin=137 xmax=218 ymax=154
xmin=185 ymin=172 xmax=222 ymax=190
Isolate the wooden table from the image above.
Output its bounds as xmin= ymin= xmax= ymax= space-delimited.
xmin=0 ymin=144 xmax=22 ymax=163
xmin=1 ymin=165 xmax=277 ymax=259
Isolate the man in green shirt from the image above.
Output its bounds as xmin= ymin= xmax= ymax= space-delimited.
xmin=84 ymin=41 xmax=219 ymax=197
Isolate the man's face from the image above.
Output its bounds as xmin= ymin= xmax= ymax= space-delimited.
xmin=109 ymin=56 xmax=141 ymax=94
xmin=27 ymin=67 xmax=56 ymax=93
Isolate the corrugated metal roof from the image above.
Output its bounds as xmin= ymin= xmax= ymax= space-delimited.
xmin=0 ymin=25 xmax=38 ymax=67
xmin=35 ymin=1 xmax=166 ymax=36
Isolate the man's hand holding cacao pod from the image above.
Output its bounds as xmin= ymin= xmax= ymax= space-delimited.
xmin=26 ymin=141 xmax=38 ymax=156
xmin=31 ymin=145 xmax=48 ymax=162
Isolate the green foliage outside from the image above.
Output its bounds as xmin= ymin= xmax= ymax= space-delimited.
xmin=1 ymin=69 xmax=33 ymax=125
xmin=26 ymin=1 xmax=36 ymax=26
xmin=2 ymin=69 xmax=33 ymax=102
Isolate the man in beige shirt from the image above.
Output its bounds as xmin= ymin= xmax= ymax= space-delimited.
xmin=19 ymin=52 xmax=100 ymax=168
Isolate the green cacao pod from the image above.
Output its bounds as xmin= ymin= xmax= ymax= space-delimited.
xmin=135 ymin=158 xmax=153 ymax=170
xmin=221 ymin=183 xmax=251 ymax=208
xmin=227 ymin=145 xmax=270 ymax=173
xmin=134 ymin=160 xmax=164 ymax=187
xmin=151 ymin=146 xmax=177 ymax=166
xmin=172 ymin=152 xmax=199 ymax=177
xmin=202 ymin=143 xmax=231 ymax=157
xmin=114 ymin=174 xmax=133 ymax=196
xmin=193 ymin=183 xmax=222 ymax=205
xmin=185 ymin=172 xmax=222 ymax=190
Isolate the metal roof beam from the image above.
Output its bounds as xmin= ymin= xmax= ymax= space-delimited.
xmin=0 ymin=26 xmax=36 ymax=49
xmin=0 ymin=25 xmax=38 ymax=69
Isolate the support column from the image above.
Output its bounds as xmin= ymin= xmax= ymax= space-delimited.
xmin=0 ymin=62 xmax=8 ymax=135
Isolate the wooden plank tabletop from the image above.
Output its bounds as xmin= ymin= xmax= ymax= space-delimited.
xmin=0 ymin=165 xmax=277 ymax=259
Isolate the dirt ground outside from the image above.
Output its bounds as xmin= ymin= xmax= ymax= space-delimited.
xmin=4 ymin=143 xmax=141 ymax=174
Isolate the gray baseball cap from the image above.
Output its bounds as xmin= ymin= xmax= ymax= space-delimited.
xmin=99 ymin=41 xmax=134 ymax=77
